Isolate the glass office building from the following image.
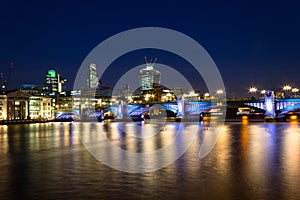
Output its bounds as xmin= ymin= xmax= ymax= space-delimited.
xmin=139 ymin=63 xmax=160 ymax=91
xmin=87 ymin=63 xmax=99 ymax=89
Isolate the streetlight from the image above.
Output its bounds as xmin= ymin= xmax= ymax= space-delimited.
xmin=151 ymin=94 xmax=155 ymax=102
xmin=204 ymin=92 xmax=210 ymax=101
xmin=283 ymin=85 xmax=292 ymax=91
xmin=261 ymin=90 xmax=266 ymax=95
xmin=283 ymin=85 xmax=292 ymax=98
xmin=292 ymin=88 xmax=299 ymax=97
xmin=144 ymin=94 xmax=150 ymax=102
xmin=215 ymin=90 xmax=224 ymax=106
xmin=249 ymin=87 xmax=258 ymax=99
xmin=249 ymin=87 xmax=258 ymax=93
xmin=292 ymin=88 xmax=299 ymax=93
xmin=216 ymin=90 xmax=223 ymax=95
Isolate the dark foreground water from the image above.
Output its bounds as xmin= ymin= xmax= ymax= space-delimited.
xmin=0 ymin=121 xmax=299 ymax=200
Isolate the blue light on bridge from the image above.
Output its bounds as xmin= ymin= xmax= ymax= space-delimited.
xmin=264 ymin=90 xmax=276 ymax=118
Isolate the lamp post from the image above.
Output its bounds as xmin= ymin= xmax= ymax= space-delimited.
xmin=144 ymin=94 xmax=150 ymax=102
xmin=260 ymin=90 xmax=266 ymax=99
xmin=204 ymin=92 xmax=210 ymax=101
xmin=216 ymin=90 xmax=224 ymax=105
xmin=216 ymin=90 xmax=223 ymax=95
xmin=292 ymin=88 xmax=299 ymax=98
xmin=283 ymin=85 xmax=292 ymax=98
xmin=151 ymin=94 xmax=155 ymax=102
xmin=249 ymin=87 xmax=258 ymax=99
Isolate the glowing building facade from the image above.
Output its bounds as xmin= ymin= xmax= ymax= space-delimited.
xmin=45 ymin=69 xmax=66 ymax=95
xmin=0 ymin=91 xmax=53 ymax=120
xmin=139 ymin=63 xmax=160 ymax=91
xmin=87 ymin=63 xmax=99 ymax=88
xmin=46 ymin=69 xmax=58 ymax=93
xmin=0 ymin=94 xmax=7 ymax=120
xmin=29 ymin=96 xmax=52 ymax=119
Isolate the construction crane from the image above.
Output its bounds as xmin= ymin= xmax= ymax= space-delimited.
xmin=0 ymin=62 xmax=14 ymax=92
xmin=0 ymin=72 xmax=4 ymax=92
xmin=144 ymin=56 xmax=157 ymax=69
xmin=7 ymin=62 xmax=14 ymax=86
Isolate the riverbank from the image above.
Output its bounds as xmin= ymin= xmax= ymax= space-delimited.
xmin=0 ymin=116 xmax=296 ymax=125
xmin=0 ymin=119 xmax=56 ymax=125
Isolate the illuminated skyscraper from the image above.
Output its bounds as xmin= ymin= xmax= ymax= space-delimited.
xmin=45 ymin=69 xmax=66 ymax=95
xmin=87 ymin=63 xmax=99 ymax=88
xmin=139 ymin=58 xmax=160 ymax=91
xmin=46 ymin=69 xmax=58 ymax=94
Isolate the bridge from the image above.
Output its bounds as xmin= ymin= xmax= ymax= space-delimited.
xmin=238 ymin=99 xmax=300 ymax=114
xmin=105 ymin=90 xmax=300 ymax=120
xmin=228 ymin=90 xmax=300 ymax=119
xmin=107 ymin=101 xmax=213 ymax=120
xmin=55 ymin=90 xmax=300 ymax=121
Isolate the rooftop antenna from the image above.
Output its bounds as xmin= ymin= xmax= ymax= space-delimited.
xmin=0 ymin=72 xmax=3 ymax=91
xmin=149 ymin=58 xmax=153 ymax=64
xmin=144 ymin=56 xmax=148 ymax=64
xmin=152 ymin=57 xmax=158 ymax=66
xmin=150 ymin=57 xmax=157 ymax=68
xmin=7 ymin=62 xmax=13 ymax=82
xmin=0 ymin=63 xmax=13 ymax=92
xmin=144 ymin=56 xmax=158 ymax=68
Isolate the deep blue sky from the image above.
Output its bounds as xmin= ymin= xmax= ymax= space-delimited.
xmin=1 ymin=0 xmax=300 ymax=97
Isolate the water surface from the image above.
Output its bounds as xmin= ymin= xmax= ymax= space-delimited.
xmin=0 ymin=122 xmax=299 ymax=200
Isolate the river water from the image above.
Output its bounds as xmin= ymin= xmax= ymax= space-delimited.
xmin=0 ymin=121 xmax=299 ymax=200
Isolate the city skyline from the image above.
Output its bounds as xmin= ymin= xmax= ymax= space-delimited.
xmin=1 ymin=2 xmax=300 ymax=199
xmin=2 ymin=56 xmax=300 ymax=98
xmin=1 ymin=1 xmax=300 ymax=97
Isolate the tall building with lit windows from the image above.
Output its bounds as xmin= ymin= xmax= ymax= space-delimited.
xmin=46 ymin=69 xmax=58 ymax=93
xmin=87 ymin=63 xmax=99 ymax=88
xmin=45 ymin=69 xmax=61 ymax=97
xmin=45 ymin=69 xmax=66 ymax=95
xmin=139 ymin=62 xmax=160 ymax=91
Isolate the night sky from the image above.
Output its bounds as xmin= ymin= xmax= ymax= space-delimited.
xmin=1 ymin=1 xmax=300 ymax=97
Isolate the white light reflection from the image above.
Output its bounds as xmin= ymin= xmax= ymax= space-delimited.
xmin=246 ymin=124 xmax=275 ymax=199
xmin=0 ymin=125 xmax=8 ymax=154
xmin=282 ymin=123 xmax=300 ymax=194
xmin=76 ymin=121 xmax=197 ymax=173
xmin=212 ymin=125 xmax=231 ymax=175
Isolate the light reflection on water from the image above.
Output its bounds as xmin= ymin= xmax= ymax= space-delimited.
xmin=0 ymin=122 xmax=299 ymax=199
